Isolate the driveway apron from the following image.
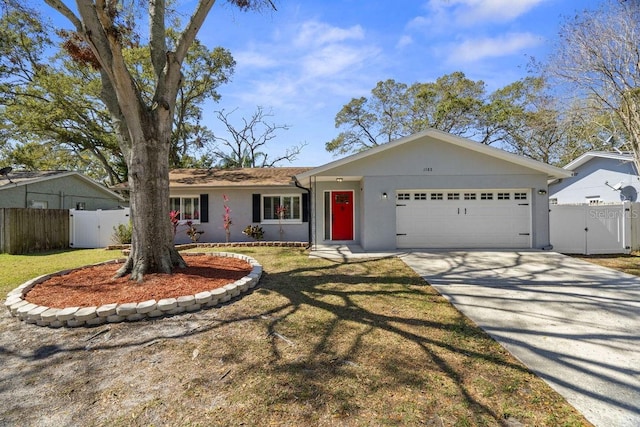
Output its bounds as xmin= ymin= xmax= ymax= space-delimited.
xmin=400 ymin=250 xmax=640 ymax=427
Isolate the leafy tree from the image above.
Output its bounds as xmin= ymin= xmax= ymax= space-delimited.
xmin=547 ymin=0 xmax=640 ymax=169
xmin=412 ymin=72 xmax=488 ymax=140
xmin=123 ymin=34 xmax=235 ymax=169
xmin=486 ymin=77 xmax=572 ymax=165
xmin=213 ymin=106 xmax=306 ymax=168
xmin=326 ymin=72 xmax=494 ymax=155
xmin=34 ymin=0 xmax=275 ymax=281
xmin=0 ymin=7 xmax=235 ymax=185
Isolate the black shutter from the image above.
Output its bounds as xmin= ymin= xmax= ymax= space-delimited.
xmin=252 ymin=194 xmax=261 ymax=222
xmin=199 ymin=194 xmax=209 ymax=223
xmin=302 ymin=192 xmax=309 ymax=222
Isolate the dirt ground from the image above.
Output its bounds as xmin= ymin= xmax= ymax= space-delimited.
xmin=0 ymin=299 xmax=253 ymax=426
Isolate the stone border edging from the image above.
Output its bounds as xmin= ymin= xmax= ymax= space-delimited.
xmin=3 ymin=252 xmax=262 ymax=328
xmin=107 ymin=241 xmax=309 ymax=251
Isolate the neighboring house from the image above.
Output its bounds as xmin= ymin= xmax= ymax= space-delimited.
xmin=548 ymin=151 xmax=640 ymax=205
xmin=174 ymin=129 xmax=570 ymax=250
xmin=169 ymin=167 xmax=312 ymax=244
xmin=0 ymin=170 xmax=126 ymax=210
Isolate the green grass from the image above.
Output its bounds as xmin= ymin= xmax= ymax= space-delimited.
xmin=0 ymin=248 xmax=122 ymax=297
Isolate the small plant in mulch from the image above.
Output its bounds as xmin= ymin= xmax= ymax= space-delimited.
xmin=223 ymin=194 xmax=232 ymax=242
xmin=111 ymin=221 xmax=132 ymax=244
xmin=169 ymin=210 xmax=180 ymax=236
xmin=276 ymin=204 xmax=287 ymax=239
xmin=243 ymin=224 xmax=264 ymax=241
xmin=185 ymin=220 xmax=204 ymax=242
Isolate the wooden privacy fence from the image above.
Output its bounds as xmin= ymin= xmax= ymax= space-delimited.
xmin=0 ymin=208 xmax=69 ymax=254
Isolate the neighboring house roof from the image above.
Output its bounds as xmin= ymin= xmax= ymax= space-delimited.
xmin=295 ymin=129 xmax=572 ymax=180
xmin=169 ymin=167 xmax=314 ymax=189
xmin=561 ymin=151 xmax=636 ymax=171
xmin=0 ymin=170 xmax=126 ymax=201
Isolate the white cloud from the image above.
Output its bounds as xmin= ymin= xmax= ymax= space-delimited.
xmin=302 ymin=44 xmax=380 ymax=78
xmin=427 ymin=0 xmax=548 ymax=25
xmin=460 ymin=0 xmax=547 ymax=24
xmin=228 ymin=19 xmax=381 ymax=111
xmin=406 ymin=15 xmax=430 ymax=30
xmin=396 ymin=35 xmax=414 ymax=49
xmin=234 ymin=51 xmax=278 ymax=68
xmin=294 ymin=21 xmax=365 ymax=48
xmin=446 ymin=32 xmax=542 ymax=64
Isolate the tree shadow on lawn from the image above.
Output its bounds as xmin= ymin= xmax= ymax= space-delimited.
xmin=248 ymin=259 xmax=529 ymax=422
xmin=0 ymin=254 xmax=571 ymax=425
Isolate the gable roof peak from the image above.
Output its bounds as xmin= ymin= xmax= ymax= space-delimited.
xmin=296 ymin=129 xmax=571 ymax=180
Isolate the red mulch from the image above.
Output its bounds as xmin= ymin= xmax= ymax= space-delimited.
xmin=24 ymin=255 xmax=252 ymax=309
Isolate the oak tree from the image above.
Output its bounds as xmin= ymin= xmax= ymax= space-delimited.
xmin=41 ymin=0 xmax=275 ymax=281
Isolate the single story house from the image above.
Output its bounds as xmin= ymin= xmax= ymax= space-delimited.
xmin=549 ymin=151 xmax=640 ymax=205
xmin=171 ymin=129 xmax=571 ymax=250
xmin=169 ymin=167 xmax=312 ymax=244
xmin=0 ymin=170 xmax=126 ymax=210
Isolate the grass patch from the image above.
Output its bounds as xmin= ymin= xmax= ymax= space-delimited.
xmin=575 ymin=253 xmax=640 ymax=276
xmin=1 ymin=247 xmax=593 ymax=426
xmin=0 ymin=248 xmax=122 ymax=297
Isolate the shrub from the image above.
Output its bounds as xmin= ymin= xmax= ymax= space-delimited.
xmin=243 ymin=224 xmax=264 ymax=241
xmin=112 ymin=221 xmax=133 ymax=244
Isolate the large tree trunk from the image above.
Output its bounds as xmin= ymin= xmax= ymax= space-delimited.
xmin=116 ymin=110 xmax=187 ymax=281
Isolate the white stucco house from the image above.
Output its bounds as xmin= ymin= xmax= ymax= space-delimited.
xmin=296 ymin=129 xmax=571 ymax=251
xmin=549 ymin=151 xmax=640 ymax=205
xmin=172 ymin=129 xmax=571 ymax=250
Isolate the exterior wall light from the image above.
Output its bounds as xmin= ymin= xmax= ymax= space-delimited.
xmin=538 ymin=189 xmax=547 ymax=195
xmin=336 ymin=177 xmax=343 ymax=182
xmin=382 ymin=192 xmax=388 ymax=199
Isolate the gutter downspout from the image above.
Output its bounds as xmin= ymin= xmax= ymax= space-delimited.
xmin=293 ymin=176 xmax=312 ymax=249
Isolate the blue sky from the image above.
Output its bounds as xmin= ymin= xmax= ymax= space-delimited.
xmin=194 ymin=0 xmax=603 ymax=167
xmin=43 ymin=0 xmax=603 ymax=167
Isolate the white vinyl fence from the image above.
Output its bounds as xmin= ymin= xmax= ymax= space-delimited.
xmin=549 ymin=202 xmax=640 ymax=255
xmin=69 ymin=208 xmax=130 ymax=248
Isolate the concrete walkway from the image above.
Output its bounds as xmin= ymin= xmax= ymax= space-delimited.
xmin=400 ymin=250 xmax=640 ymax=427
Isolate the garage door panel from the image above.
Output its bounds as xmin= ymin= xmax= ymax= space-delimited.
xmin=396 ymin=190 xmax=531 ymax=249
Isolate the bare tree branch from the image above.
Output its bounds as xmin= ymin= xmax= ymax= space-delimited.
xmin=212 ymin=106 xmax=306 ymax=167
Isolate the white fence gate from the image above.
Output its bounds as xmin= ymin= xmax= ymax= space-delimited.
xmin=69 ymin=208 xmax=130 ymax=248
xmin=549 ymin=203 xmax=638 ymax=255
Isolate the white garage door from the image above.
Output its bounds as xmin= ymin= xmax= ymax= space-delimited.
xmin=396 ymin=190 xmax=531 ymax=248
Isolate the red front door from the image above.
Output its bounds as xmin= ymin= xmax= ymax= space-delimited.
xmin=331 ymin=191 xmax=353 ymax=240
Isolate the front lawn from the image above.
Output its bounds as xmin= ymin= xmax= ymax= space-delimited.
xmin=0 ymin=247 xmax=591 ymax=426
xmin=575 ymin=253 xmax=640 ymax=276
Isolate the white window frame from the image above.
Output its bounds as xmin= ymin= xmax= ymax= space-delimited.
xmin=262 ymin=194 xmax=302 ymax=224
xmin=170 ymin=196 xmax=201 ymax=223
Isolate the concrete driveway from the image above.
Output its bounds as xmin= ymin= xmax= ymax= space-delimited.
xmin=400 ymin=250 xmax=640 ymax=427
